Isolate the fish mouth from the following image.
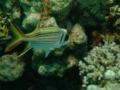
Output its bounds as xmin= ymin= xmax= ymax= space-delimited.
xmin=58 ymin=28 xmax=69 ymax=46
xmin=63 ymin=39 xmax=70 ymax=46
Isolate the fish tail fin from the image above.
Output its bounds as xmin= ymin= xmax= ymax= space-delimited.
xmin=5 ymin=22 xmax=25 ymax=52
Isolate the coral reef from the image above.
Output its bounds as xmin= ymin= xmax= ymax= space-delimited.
xmin=114 ymin=17 xmax=120 ymax=30
xmin=104 ymin=3 xmax=120 ymax=34
xmin=37 ymin=60 xmax=66 ymax=77
xmin=68 ymin=23 xmax=87 ymax=59
xmin=32 ymin=56 xmax=67 ymax=77
xmin=32 ymin=55 xmax=79 ymax=77
xmin=31 ymin=16 xmax=67 ymax=58
xmin=106 ymin=5 xmax=120 ymax=19
xmin=39 ymin=17 xmax=58 ymax=27
xmin=69 ymin=23 xmax=87 ymax=49
xmin=19 ymin=0 xmax=73 ymax=32
xmin=1 ymin=0 xmax=15 ymax=11
xmin=0 ymin=11 xmax=11 ymax=41
xmin=51 ymin=0 xmax=73 ymax=20
xmin=19 ymin=0 xmax=41 ymax=32
xmin=0 ymin=53 xmax=25 ymax=81
xmin=0 ymin=0 xmax=120 ymax=89
xmin=79 ymin=41 xmax=120 ymax=88
xmin=31 ymin=23 xmax=87 ymax=77
xmin=19 ymin=0 xmax=41 ymax=15
xmin=87 ymin=83 xmax=120 ymax=90
xmin=0 ymin=12 xmax=11 ymax=53
xmin=66 ymin=55 xmax=78 ymax=68
xmin=1 ymin=0 xmax=21 ymax=20
xmin=0 ymin=17 xmax=11 ymax=41
xmin=22 ymin=13 xmax=40 ymax=32
xmin=106 ymin=83 xmax=120 ymax=90
xmin=77 ymin=0 xmax=108 ymax=26
xmin=104 ymin=33 xmax=120 ymax=43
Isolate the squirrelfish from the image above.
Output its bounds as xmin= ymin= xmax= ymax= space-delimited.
xmin=5 ymin=22 xmax=69 ymax=57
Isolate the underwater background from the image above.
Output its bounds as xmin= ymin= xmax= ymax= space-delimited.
xmin=0 ymin=0 xmax=120 ymax=90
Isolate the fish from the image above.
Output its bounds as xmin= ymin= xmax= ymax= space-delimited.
xmin=5 ymin=22 xmax=69 ymax=58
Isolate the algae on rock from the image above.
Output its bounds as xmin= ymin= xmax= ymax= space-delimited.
xmin=68 ymin=23 xmax=87 ymax=59
xmin=20 ymin=0 xmax=73 ymax=32
xmin=51 ymin=0 xmax=73 ymax=20
xmin=69 ymin=24 xmax=87 ymax=49
xmin=0 ymin=53 xmax=25 ymax=81
xmin=77 ymin=0 xmax=108 ymax=26
xmin=32 ymin=57 xmax=68 ymax=77
xmin=19 ymin=0 xmax=41 ymax=32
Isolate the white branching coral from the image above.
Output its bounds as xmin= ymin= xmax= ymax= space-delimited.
xmin=78 ymin=42 xmax=120 ymax=88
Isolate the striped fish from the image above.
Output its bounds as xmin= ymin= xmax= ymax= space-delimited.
xmin=5 ymin=22 xmax=69 ymax=57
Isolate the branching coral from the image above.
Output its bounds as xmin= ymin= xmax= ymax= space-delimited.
xmin=114 ymin=16 xmax=120 ymax=31
xmin=104 ymin=4 xmax=120 ymax=33
xmin=106 ymin=5 xmax=120 ymax=19
xmin=79 ymin=41 xmax=120 ymax=88
xmin=0 ymin=12 xmax=11 ymax=42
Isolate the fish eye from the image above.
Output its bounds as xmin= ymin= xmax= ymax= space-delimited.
xmin=65 ymin=34 xmax=69 ymax=41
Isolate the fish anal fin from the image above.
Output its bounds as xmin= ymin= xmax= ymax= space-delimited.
xmin=44 ymin=49 xmax=50 ymax=58
xmin=18 ymin=43 xmax=32 ymax=57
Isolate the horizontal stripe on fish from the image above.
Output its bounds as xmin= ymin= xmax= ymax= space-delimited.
xmin=26 ymin=27 xmax=61 ymax=36
xmin=5 ymin=22 xmax=69 ymax=58
xmin=26 ymin=32 xmax=61 ymax=39
xmin=26 ymin=36 xmax=60 ymax=42
xmin=25 ymin=31 xmax=62 ymax=43
xmin=29 ymin=32 xmax=63 ymax=48
xmin=27 ymin=31 xmax=61 ymax=37
xmin=31 ymin=43 xmax=59 ymax=49
xmin=30 ymin=39 xmax=59 ymax=44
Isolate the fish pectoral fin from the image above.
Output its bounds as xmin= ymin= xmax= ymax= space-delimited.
xmin=44 ymin=49 xmax=50 ymax=58
xmin=18 ymin=44 xmax=32 ymax=57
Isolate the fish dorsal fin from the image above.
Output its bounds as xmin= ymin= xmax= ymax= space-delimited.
xmin=44 ymin=49 xmax=50 ymax=58
xmin=33 ymin=20 xmax=41 ymax=32
xmin=18 ymin=43 xmax=32 ymax=57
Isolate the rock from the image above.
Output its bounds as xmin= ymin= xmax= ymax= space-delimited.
xmin=0 ymin=53 xmax=25 ymax=81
